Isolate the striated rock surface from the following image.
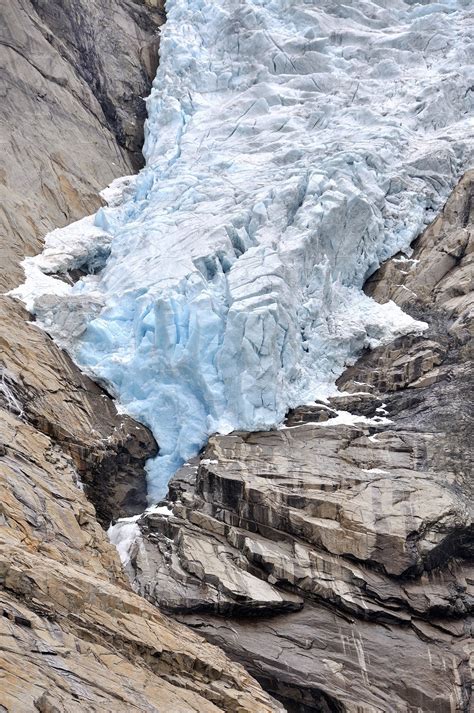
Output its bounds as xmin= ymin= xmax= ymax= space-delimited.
xmin=0 ymin=1 xmax=282 ymax=710
xmin=0 ymin=0 xmax=163 ymax=292
xmin=121 ymin=173 xmax=474 ymax=712
xmin=0 ymin=408 xmax=281 ymax=712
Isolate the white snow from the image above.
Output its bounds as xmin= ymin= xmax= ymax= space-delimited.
xmin=145 ymin=504 xmax=173 ymax=516
xmin=375 ymin=402 xmax=389 ymax=415
xmin=11 ymin=0 xmax=474 ymax=500
xmin=0 ymin=368 xmax=24 ymax=419
xmin=107 ymin=504 xmax=173 ymax=565
xmin=99 ymin=175 xmax=137 ymax=207
xmin=280 ymin=409 xmax=392 ymax=429
xmin=107 ymin=516 xmax=141 ymax=567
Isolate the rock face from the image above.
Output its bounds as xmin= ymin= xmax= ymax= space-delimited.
xmin=0 ymin=297 xmax=157 ymax=525
xmin=0 ymin=0 xmax=163 ymax=292
xmin=0 ymin=2 xmax=281 ymax=710
xmin=1 ymin=0 xmax=472 ymax=709
xmin=0 ymin=408 xmax=281 ymax=712
xmin=123 ymin=173 xmax=474 ymax=712
xmin=0 ymin=0 xmax=164 ymax=523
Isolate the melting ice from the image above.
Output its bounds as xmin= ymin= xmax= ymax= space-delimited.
xmin=13 ymin=0 xmax=474 ymax=499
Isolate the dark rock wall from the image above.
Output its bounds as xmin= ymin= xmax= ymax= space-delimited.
xmin=30 ymin=0 xmax=164 ymax=167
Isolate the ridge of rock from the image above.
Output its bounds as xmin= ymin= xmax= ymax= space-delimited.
xmin=0 ymin=0 xmax=162 ymax=293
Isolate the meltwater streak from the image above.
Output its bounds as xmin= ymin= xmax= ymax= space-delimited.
xmin=13 ymin=0 xmax=474 ymax=500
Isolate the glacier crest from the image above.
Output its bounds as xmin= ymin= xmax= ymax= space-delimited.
xmin=13 ymin=0 xmax=474 ymax=499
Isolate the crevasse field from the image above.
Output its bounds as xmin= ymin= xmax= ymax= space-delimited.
xmin=14 ymin=0 xmax=474 ymax=499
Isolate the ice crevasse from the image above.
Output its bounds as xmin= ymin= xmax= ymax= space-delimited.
xmin=14 ymin=0 xmax=474 ymax=500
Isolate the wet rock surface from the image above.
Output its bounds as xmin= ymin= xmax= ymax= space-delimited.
xmin=126 ymin=173 xmax=474 ymax=712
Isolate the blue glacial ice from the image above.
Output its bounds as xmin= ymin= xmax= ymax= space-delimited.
xmin=13 ymin=0 xmax=474 ymax=500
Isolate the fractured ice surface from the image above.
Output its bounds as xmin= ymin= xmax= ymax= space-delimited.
xmin=13 ymin=0 xmax=474 ymax=499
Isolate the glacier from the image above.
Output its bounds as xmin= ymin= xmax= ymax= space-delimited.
xmin=12 ymin=0 xmax=474 ymax=500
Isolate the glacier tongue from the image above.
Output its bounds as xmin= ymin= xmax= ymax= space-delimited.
xmin=13 ymin=0 xmax=474 ymax=500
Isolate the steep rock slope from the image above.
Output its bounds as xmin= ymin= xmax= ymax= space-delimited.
xmin=117 ymin=173 xmax=474 ymax=712
xmin=0 ymin=298 xmax=157 ymax=525
xmin=0 ymin=0 xmax=163 ymax=292
xmin=0 ymin=409 xmax=281 ymax=712
xmin=0 ymin=0 xmax=163 ymax=525
xmin=0 ymin=2 xmax=281 ymax=710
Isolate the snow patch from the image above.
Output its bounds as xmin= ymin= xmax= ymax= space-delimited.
xmin=107 ymin=516 xmax=140 ymax=568
xmin=146 ymin=504 xmax=173 ymax=516
xmin=280 ymin=409 xmax=392 ymax=430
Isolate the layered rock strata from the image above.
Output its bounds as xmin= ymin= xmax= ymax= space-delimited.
xmin=0 ymin=408 xmax=282 ymax=712
xmin=121 ymin=172 xmax=474 ymax=712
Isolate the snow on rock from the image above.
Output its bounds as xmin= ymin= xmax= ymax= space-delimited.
xmin=108 ymin=504 xmax=172 ymax=570
xmin=279 ymin=409 xmax=392 ymax=430
xmin=107 ymin=516 xmax=141 ymax=568
xmin=12 ymin=0 xmax=474 ymax=499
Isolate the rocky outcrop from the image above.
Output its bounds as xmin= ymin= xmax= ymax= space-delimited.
xmin=0 ymin=297 xmax=157 ymax=525
xmin=0 ymin=0 xmax=164 ymax=518
xmin=0 ymin=407 xmax=281 ymax=712
xmin=122 ymin=173 xmax=474 ymax=712
xmin=0 ymin=2 xmax=282 ymax=710
xmin=0 ymin=0 xmax=163 ymax=293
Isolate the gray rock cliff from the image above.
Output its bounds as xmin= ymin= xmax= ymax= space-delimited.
xmin=1 ymin=1 xmax=472 ymax=710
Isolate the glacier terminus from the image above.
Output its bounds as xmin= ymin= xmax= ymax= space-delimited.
xmin=13 ymin=0 xmax=474 ymax=500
